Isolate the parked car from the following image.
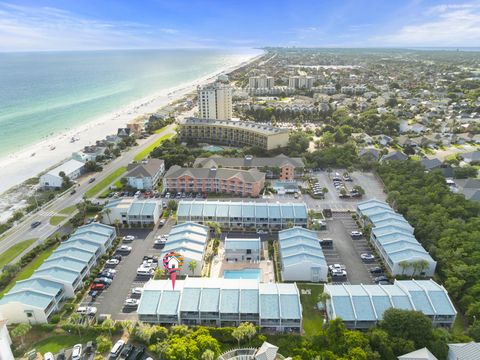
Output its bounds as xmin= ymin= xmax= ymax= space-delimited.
xmin=378 ymin=280 xmax=391 ymax=285
xmin=122 ymin=235 xmax=135 ymax=242
xmin=72 ymin=344 xmax=82 ymax=360
xmin=159 ymin=219 xmax=166 ymax=227
xmin=85 ymin=341 xmax=94 ymax=355
xmin=88 ymin=177 xmax=96 ymax=183
xmin=99 ymin=271 xmax=115 ymax=279
xmin=94 ymin=277 xmax=112 ymax=285
xmin=374 ymin=275 xmax=389 ymax=283
xmin=331 ymin=269 xmax=347 ymax=277
xmin=90 ymin=283 xmax=106 ymax=291
xmin=44 ymin=352 xmax=54 ymax=360
xmin=351 ymin=231 xmax=363 ymax=238
xmin=129 ymin=345 xmax=146 ymax=360
xmin=329 ymin=264 xmax=346 ymax=272
xmin=106 ymin=259 xmax=120 ymax=266
xmin=131 ymin=287 xmax=143 ymax=298
xmin=110 ymin=340 xmax=125 ymax=359
xmin=360 ymin=253 xmax=375 ymax=261
xmin=76 ymin=306 xmax=97 ymax=316
xmin=112 ymin=254 xmax=122 ymax=261
xmin=119 ymin=344 xmax=135 ymax=360
xmin=56 ymin=350 xmax=65 ymax=360
xmin=117 ymin=245 xmax=132 ymax=254
xmin=124 ymin=298 xmax=140 ymax=308
xmin=70 ymin=189 xmax=76 ymax=195
xmin=30 ymin=221 xmax=41 ymax=228
xmin=154 ymin=239 xmax=166 ymax=248
xmin=369 ymin=266 xmax=383 ymax=274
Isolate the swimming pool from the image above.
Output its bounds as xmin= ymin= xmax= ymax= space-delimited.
xmin=223 ymin=268 xmax=262 ymax=280
xmin=203 ymin=145 xmax=224 ymax=152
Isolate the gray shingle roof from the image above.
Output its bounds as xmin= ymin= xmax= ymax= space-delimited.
xmin=164 ymin=166 xmax=265 ymax=183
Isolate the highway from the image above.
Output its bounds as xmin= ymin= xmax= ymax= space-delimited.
xmin=0 ymin=124 xmax=177 ymax=263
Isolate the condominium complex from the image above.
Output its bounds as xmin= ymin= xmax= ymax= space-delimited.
xmin=341 ymin=85 xmax=367 ymax=95
xmin=177 ymin=200 xmax=308 ymax=230
xmin=197 ymin=82 xmax=233 ymax=120
xmin=324 ymin=280 xmax=456 ymax=329
xmin=248 ymin=74 xmax=274 ymax=89
xmin=288 ymin=75 xmax=315 ymax=89
xmin=194 ymin=154 xmax=305 ymax=180
xmin=138 ymin=278 xmax=302 ymax=332
xmin=163 ymin=166 xmax=266 ymax=197
xmin=357 ymin=199 xmax=436 ymax=277
xmin=179 ymin=117 xmax=290 ymax=151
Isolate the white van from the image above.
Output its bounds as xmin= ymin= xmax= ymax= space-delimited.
xmin=137 ymin=266 xmax=153 ymax=276
xmin=110 ymin=340 xmax=125 ymax=359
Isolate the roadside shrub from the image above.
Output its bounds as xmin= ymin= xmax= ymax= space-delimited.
xmin=49 ymin=315 xmax=61 ymax=324
xmin=96 ymin=335 xmax=112 ymax=353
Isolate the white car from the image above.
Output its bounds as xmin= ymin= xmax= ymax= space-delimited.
xmin=122 ymin=235 xmax=135 ymax=242
xmin=72 ymin=344 xmax=82 ymax=360
xmin=106 ymin=259 xmax=120 ymax=265
xmin=329 ymin=264 xmax=346 ymax=272
xmin=76 ymin=306 xmax=97 ymax=316
xmin=360 ymin=253 xmax=375 ymax=261
xmin=44 ymin=353 xmax=54 ymax=360
xmin=331 ymin=269 xmax=347 ymax=277
xmin=351 ymin=231 xmax=363 ymax=237
xmin=103 ymin=268 xmax=117 ymax=274
xmin=124 ymin=298 xmax=140 ymax=307
xmin=131 ymin=287 xmax=143 ymax=296
xmin=118 ymin=245 xmax=132 ymax=252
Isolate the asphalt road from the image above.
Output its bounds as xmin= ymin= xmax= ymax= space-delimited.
xmin=0 ymin=124 xmax=177 ymax=263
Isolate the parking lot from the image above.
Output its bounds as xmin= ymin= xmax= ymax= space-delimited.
xmin=319 ymin=212 xmax=384 ymax=285
xmin=79 ymin=219 xmax=174 ymax=321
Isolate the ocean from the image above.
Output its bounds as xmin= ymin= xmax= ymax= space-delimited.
xmin=0 ymin=49 xmax=258 ymax=158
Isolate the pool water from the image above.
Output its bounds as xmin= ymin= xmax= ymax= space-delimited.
xmin=223 ymin=269 xmax=262 ymax=280
xmin=203 ymin=145 xmax=224 ymax=152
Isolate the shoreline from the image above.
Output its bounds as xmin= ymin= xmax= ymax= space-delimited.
xmin=0 ymin=51 xmax=263 ymax=197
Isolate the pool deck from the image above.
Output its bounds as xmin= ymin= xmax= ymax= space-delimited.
xmin=210 ymin=242 xmax=275 ymax=283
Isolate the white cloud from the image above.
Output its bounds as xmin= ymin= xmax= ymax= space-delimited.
xmin=0 ymin=2 xmax=183 ymax=51
xmin=373 ymin=1 xmax=480 ymax=46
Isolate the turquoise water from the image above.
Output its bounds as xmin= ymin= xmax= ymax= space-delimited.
xmin=224 ymin=269 xmax=262 ymax=280
xmin=0 ymin=49 xmax=259 ymax=157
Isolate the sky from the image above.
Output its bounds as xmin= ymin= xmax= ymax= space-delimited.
xmin=0 ymin=0 xmax=479 ymax=51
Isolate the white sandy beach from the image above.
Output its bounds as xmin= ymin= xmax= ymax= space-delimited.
xmin=0 ymin=52 xmax=260 ymax=196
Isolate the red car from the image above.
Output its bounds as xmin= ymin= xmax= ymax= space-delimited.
xmin=90 ymin=283 xmax=106 ymax=291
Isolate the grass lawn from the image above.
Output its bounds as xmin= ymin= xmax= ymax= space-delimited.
xmin=134 ymin=132 xmax=174 ymax=161
xmin=0 ymin=239 xmax=36 ymax=269
xmin=58 ymin=205 xmax=77 ymax=215
xmin=154 ymin=125 xmax=168 ymax=134
xmin=49 ymin=215 xmax=66 ymax=226
xmin=33 ymin=334 xmax=96 ymax=354
xmin=0 ymin=245 xmax=58 ymax=298
xmin=85 ymin=167 xmax=127 ymax=198
xmin=297 ymin=283 xmax=325 ymax=336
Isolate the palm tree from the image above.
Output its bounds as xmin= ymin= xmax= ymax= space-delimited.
xmin=399 ymin=260 xmax=410 ymax=275
xmin=418 ymin=260 xmax=429 ymax=277
xmin=10 ymin=323 xmax=31 ymax=348
xmin=317 ymin=292 xmax=331 ymax=313
xmin=102 ymin=208 xmax=112 ymax=224
xmin=202 ymin=349 xmax=215 ymax=360
xmin=188 ymin=260 xmax=197 ymax=275
xmin=411 ymin=261 xmax=422 ymax=278
xmin=114 ymin=219 xmax=121 ymax=232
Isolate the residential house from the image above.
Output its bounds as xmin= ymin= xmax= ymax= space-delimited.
xmin=224 ymin=237 xmax=261 ymax=262
xmin=447 ymin=342 xmax=480 ymax=360
xmin=461 ymin=151 xmax=480 ymax=164
xmin=380 ymin=151 xmax=408 ymax=163
xmin=39 ymin=159 xmax=85 ymax=188
xmin=359 ymin=148 xmax=381 ymax=161
xmin=117 ymin=128 xmax=131 ymax=138
xmin=398 ymin=348 xmax=438 ymax=360
xmin=103 ymin=199 xmax=162 ymax=227
xmin=126 ymin=159 xmax=165 ymax=190
xmin=454 ymin=179 xmax=480 ymax=202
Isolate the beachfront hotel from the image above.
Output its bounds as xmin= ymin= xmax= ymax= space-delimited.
xmin=197 ymin=82 xmax=233 ymax=120
xmin=163 ymin=166 xmax=266 ymax=197
xmin=179 ymin=117 xmax=290 ymax=151
xmin=288 ymin=75 xmax=314 ymax=89
xmin=137 ymin=277 xmax=302 ymax=332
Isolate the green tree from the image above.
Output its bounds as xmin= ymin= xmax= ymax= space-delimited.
xmin=103 ymin=208 xmax=112 ymax=224
xmin=201 ymin=349 xmax=215 ymax=360
xmin=398 ymin=260 xmax=410 ymax=275
xmin=154 ymin=267 xmax=166 ymax=279
xmin=188 ymin=260 xmax=197 ymax=275
xmin=167 ymin=200 xmax=178 ymax=211
xmin=10 ymin=323 xmax=31 ymax=348
xmin=96 ymin=335 xmax=112 ymax=353
xmin=381 ymin=308 xmax=434 ymax=348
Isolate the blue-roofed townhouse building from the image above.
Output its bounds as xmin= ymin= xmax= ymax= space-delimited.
xmin=278 ymin=227 xmax=328 ymax=282
xmin=0 ymin=278 xmax=65 ymax=324
xmin=357 ymin=199 xmax=436 ymax=277
xmin=103 ymin=199 xmax=161 ymax=227
xmin=161 ymin=222 xmax=209 ymax=276
xmin=176 ymin=200 xmax=308 ymax=231
xmin=224 ymin=237 xmax=261 ymax=262
xmin=324 ymin=280 xmax=456 ymax=329
xmin=0 ymin=223 xmax=116 ymax=324
xmin=138 ymin=278 xmax=302 ymax=332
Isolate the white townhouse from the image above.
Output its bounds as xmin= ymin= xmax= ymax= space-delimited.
xmin=39 ymin=159 xmax=85 ymax=188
